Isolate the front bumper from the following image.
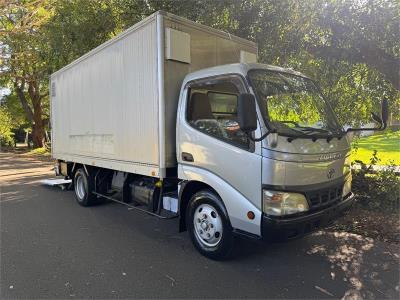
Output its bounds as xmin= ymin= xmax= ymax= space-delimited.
xmin=261 ymin=193 xmax=355 ymax=240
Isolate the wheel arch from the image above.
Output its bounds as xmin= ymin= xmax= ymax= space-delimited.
xmin=70 ymin=163 xmax=97 ymax=178
xmin=178 ymin=164 xmax=262 ymax=236
xmin=179 ymin=180 xmax=221 ymax=232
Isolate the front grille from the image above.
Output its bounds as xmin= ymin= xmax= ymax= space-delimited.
xmin=305 ymin=184 xmax=344 ymax=210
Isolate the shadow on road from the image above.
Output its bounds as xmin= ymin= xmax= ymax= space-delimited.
xmin=230 ymin=230 xmax=399 ymax=299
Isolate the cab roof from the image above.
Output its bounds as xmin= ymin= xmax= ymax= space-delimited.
xmin=183 ymin=63 xmax=310 ymax=85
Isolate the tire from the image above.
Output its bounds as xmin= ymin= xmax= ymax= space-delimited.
xmin=186 ymin=189 xmax=234 ymax=260
xmin=73 ymin=168 xmax=97 ymax=206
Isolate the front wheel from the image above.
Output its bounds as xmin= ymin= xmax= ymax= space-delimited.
xmin=186 ymin=190 xmax=233 ymax=260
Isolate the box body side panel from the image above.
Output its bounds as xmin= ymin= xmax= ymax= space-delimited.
xmin=51 ymin=11 xmax=259 ymax=174
xmin=51 ymin=19 xmax=160 ymax=176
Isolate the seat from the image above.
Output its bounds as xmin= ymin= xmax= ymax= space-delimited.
xmin=189 ymin=92 xmax=228 ymax=139
xmin=189 ymin=93 xmax=214 ymax=121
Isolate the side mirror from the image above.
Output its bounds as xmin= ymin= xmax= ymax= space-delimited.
xmin=237 ymin=93 xmax=257 ymax=132
xmin=381 ymin=98 xmax=389 ymax=125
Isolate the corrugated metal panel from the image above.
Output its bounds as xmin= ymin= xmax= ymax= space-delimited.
xmin=52 ymin=17 xmax=159 ymax=171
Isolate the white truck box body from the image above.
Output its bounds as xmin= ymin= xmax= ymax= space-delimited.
xmin=51 ymin=11 xmax=257 ymax=178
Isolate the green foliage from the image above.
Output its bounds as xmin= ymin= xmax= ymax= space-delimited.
xmin=298 ymin=0 xmax=399 ymax=89
xmin=0 ymin=106 xmax=15 ymax=146
xmin=1 ymin=93 xmax=28 ymax=127
xmin=352 ymin=152 xmax=400 ymax=212
xmin=45 ymin=0 xmax=120 ymax=72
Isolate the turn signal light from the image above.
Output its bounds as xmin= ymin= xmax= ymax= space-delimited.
xmin=247 ymin=211 xmax=255 ymax=220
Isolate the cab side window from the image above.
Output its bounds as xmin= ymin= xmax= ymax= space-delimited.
xmin=187 ymin=79 xmax=250 ymax=149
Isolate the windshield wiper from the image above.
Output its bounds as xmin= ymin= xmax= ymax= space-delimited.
xmin=286 ymin=127 xmax=345 ymax=142
xmin=280 ymin=121 xmax=332 ymax=134
xmin=270 ymin=122 xmax=345 ymax=142
xmin=295 ymin=126 xmax=332 ymax=134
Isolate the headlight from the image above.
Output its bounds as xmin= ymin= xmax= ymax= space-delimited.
xmin=263 ymin=190 xmax=309 ymax=216
xmin=342 ymin=175 xmax=352 ymax=197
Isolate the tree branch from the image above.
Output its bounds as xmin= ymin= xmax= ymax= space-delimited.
xmin=306 ymin=42 xmax=400 ymax=90
xmin=14 ymin=79 xmax=34 ymax=123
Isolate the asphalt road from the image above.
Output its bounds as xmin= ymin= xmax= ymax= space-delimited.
xmin=1 ymin=152 xmax=399 ymax=299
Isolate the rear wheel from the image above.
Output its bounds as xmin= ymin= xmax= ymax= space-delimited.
xmin=186 ymin=190 xmax=233 ymax=260
xmin=73 ymin=168 xmax=97 ymax=206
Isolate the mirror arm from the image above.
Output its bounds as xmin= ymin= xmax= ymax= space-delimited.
xmin=371 ymin=112 xmax=382 ymax=124
xmin=346 ymin=122 xmax=386 ymax=132
xmin=246 ymin=128 xmax=277 ymax=142
xmin=347 ymin=99 xmax=389 ymax=133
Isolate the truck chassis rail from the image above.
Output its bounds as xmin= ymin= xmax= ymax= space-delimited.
xmin=92 ymin=191 xmax=178 ymax=220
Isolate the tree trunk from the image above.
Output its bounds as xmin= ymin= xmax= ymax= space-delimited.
xmin=29 ymin=81 xmax=45 ymax=148
xmin=31 ymin=98 xmax=45 ymax=148
xmin=14 ymin=79 xmax=46 ymax=148
xmin=14 ymin=80 xmax=34 ymax=123
xmin=31 ymin=120 xmax=44 ymax=148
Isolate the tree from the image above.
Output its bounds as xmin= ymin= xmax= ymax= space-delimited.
xmin=0 ymin=0 xmax=52 ymax=148
xmin=0 ymin=105 xmax=14 ymax=146
xmin=298 ymin=0 xmax=399 ymax=90
xmin=289 ymin=0 xmax=400 ymax=125
xmin=45 ymin=0 xmax=119 ymax=71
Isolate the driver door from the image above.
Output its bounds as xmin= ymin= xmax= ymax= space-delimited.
xmin=177 ymin=75 xmax=262 ymax=210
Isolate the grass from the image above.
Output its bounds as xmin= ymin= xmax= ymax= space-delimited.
xmin=351 ymin=130 xmax=400 ymax=166
xmin=27 ymin=146 xmax=50 ymax=156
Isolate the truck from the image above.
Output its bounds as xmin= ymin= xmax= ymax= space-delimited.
xmin=51 ymin=11 xmax=388 ymax=259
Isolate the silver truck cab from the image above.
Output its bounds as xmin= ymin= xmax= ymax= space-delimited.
xmin=177 ymin=63 xmax=356 ymax=256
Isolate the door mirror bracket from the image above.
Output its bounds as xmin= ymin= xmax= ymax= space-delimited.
xmin=246 ymin=128 xmax=277 ymax=142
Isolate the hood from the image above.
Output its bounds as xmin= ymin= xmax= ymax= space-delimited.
xmin=261 ymin=135 xmax=351 ymax=187
xmin=262 ymin=135 xmax=350 ymax=163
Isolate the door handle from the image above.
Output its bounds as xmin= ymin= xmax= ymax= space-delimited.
xmin=182 ymin=152 xmax=194 ymax=162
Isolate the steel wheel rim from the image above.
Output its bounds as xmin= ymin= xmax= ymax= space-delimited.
xmin=193 ymin=204 xmax=223 ymax=247
xmin=75 ymin=175 xmax=86 ymax=200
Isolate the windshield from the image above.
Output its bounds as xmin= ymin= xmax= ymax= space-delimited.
xmin=248 ymin=69 xmax=343 ymax=137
